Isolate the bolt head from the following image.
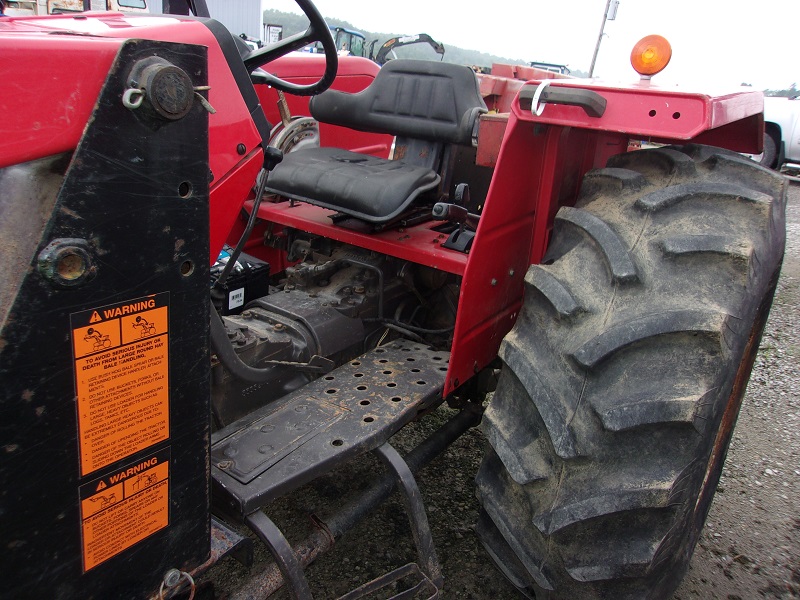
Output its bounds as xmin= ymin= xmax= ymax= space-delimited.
xmin=163 ymin=569 xmax=182 ymax=588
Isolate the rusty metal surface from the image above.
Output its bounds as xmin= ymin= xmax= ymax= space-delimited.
xmin=373 ymin=444 xmax=442 ymax=588
xmin=245 ymin=511 xmax=314 ymax=600
xmin=155 ymin=519 xmax=253 ymax=600
xmin=211 ymin=341 xmax=450 ymax=518
xmin=229 ymin=522 xmax=334 ymax=600
xmin=337 ymin=563 xmax=439 ymax=600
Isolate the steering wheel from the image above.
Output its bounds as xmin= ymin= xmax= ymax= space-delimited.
xmin=242 ymin=0 xmax=337 ymax=96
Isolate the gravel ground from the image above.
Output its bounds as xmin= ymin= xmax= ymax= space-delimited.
xmin=206 ymin=181 xmax=800 ymax=600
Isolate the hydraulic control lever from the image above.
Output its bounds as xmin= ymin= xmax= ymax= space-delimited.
xmin=431 ymin=183 xmax=480 ymax=230
xmin=432 ymin=183 xmax=479 ymax=253
xmin=431 ymin=203 xmax=480 ymax=230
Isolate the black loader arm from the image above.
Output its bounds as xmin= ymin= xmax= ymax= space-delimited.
xmin=373 ymin=33 xmax=445 ymax=65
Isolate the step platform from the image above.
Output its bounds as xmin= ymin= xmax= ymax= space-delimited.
xmin=211 ymin=341 xmax=450 ymax=519
xmin=338 ymin=563 xmax=439 ymax=599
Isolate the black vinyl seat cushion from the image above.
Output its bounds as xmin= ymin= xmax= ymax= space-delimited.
xmin=264 ymin=147 xmax=440 ymax=223
xmin=309 ymin=60 xmax=487 ymax=145
xmin=264 ymin=60 xmax=486 ymax=225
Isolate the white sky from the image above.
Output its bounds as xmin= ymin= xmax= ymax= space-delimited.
xmin=266 ymin=0 xmax=798 ymax=91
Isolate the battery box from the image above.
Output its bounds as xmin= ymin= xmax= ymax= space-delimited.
xmin=212 ymin=248 xmax=271 ymax=315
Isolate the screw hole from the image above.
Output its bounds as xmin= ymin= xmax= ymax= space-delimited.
xmin=411 ymin=368 xmax=421 ymax=373
xmin=648 ymin=109 xmax=657 ymax=117
xmin=416 ymin=380 xmax=426 ymax=385
xmin=325 ymin=389 xmax=337 ymax=394
xmin=354 ymin=373 xmax=364 ymax=378
xmin=356 ymin=385 xmax=367 ymax=391
xmin=352 ymin=361 xmax=361 ymax=366
xmin=324 ymin=376 xmax=335 ymax=381
xmin=180 ymin=260 xmax=194 ymax=276
xmin=391 ymin=396 xmax=402 ymax=402
xmin=332 ymin=439 xmax=344 ymax=447
xmin=387 ymin=382 xmax=397 ymax=388
xmin=178 ymin=181 xmax=193 ymax=198
xmin=360 ymin=400 xmax=370 ymax=406
xmin=363 ymin=417 xmax=374 ymax=423
xmin=672 ymin=111 xmax=681 ymax=119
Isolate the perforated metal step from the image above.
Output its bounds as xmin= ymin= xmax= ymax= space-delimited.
xmin=211 ymin=341 xmax=450 ymax=518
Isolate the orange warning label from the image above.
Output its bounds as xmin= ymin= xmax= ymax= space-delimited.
xmin=80 ymin=449 xmax=170 ymax=571
xmin=72 ymin=293 xmax=169 ymax=475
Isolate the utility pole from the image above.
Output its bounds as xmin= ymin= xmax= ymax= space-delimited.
xmin=589 ymin=0 xmax=618 ymax=77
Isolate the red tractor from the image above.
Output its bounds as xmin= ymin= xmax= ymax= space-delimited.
xmin=0 ymin=2 xmax=786 ymax=599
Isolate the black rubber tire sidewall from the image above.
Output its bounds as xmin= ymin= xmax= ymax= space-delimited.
xmin=475 ymin=145 xmax=787 ymax=600
xmin=759 ymin=132 xmax=778 ymax=169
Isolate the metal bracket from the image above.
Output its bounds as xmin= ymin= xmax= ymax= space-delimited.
xmin=245 ymin=511 xmax=313 ymax=600
xmin=373 ymin=444 xmax=443 ymax=588
xmin=259 ymin=354 xmax=335 ymax=373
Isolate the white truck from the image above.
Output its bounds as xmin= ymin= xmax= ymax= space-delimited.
xmin=759 ymin=95 xmax=800 ymax=170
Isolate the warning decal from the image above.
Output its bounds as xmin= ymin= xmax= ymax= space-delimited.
xmin=79 ymin=449 xmax=170 ymax=571
xmin=72 ymin=293 xmax=169 ymax=476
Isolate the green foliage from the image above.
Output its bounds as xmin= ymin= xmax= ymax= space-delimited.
xmin=764 ymin=83 xmax=798 ymax=97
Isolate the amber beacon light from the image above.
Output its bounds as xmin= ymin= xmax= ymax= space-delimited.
xmin=630 ymin=35 xmax=672 ymax=77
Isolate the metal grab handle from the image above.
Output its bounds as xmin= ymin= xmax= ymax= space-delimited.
xmin=519 ymin=83 xmax=608 ymax=118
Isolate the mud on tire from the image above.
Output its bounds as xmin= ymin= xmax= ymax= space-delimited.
xmin=475 ymin=145 xmax=787 ymax=599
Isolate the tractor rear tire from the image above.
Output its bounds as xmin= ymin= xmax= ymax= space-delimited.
xmin=758 ymin=131 xmax=778 ymax=169
xmin=475 ymin=145 xmax=787 ymax=599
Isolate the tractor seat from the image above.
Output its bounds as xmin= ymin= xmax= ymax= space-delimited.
xmin=264 ymin=59 xmax=487 ymax=225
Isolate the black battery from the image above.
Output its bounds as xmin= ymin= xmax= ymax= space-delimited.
xmin=212 ymin=248 xmax=271 ymax=315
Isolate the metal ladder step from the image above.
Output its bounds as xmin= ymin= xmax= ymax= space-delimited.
xmin=337 ymin=563 xmax=439 ymax=600
xmin=242 ymin=442 xmax=443 ymax=600
xmin=211 ymin=341 xmax=450 ymax=519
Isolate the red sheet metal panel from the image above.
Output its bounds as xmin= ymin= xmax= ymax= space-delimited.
xmin=0 ymin=13 xmax=263 ymax=183
xmin=513 ymin=79 xmax=764 ymax=150
xmin=0 ymin=34 xmax=121 ymax=168
xmin=256 ymin=201 xmax=468 ymax=276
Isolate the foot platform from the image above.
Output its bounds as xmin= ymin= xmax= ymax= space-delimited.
xmin=211 ymin=341 xmax=450 ymax=519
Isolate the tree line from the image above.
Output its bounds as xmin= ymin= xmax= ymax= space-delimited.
xmin=262 ymin=9 xmax=569 ymax=72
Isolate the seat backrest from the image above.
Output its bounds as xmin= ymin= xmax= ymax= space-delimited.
xmin=309 ymin=59 xmax=487 ymax=146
